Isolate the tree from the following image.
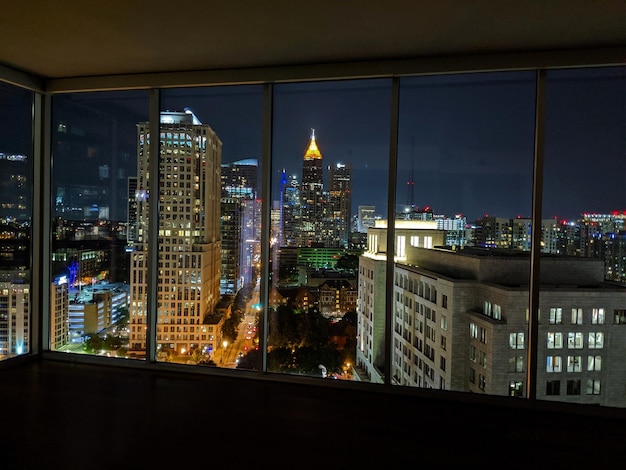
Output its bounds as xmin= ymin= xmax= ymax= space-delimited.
xmin=222 ymin=315 xmax=239 ymax=343
xmin=336 ymin=253 xmax=359 ymax=271
xmin=83 ymin=333 xmax=104 ymax=354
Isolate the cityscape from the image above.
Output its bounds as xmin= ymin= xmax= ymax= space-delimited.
xmin=1 ymin=70 xmax=625 ymax=408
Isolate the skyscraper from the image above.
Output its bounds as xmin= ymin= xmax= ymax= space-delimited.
xmin=279 ymin=170 xmax=300 ymax=247
xmin=129 ymin=110 xmax=222 ymax=356
xmin=299 ymin=129 xmax=325 ymax=247
xmin=327 ymin=162 xmax=351 ymax=247
xmin=220 ymin=158 xmax=259 ymax=293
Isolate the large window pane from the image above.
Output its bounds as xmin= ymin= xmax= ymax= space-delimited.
xmin=540 ymin=66 xmax=626 ymax=407
xmin=394 ymin=72 xmax=536 ymax=393
xmin=0 ymin=82 xmax=33 ymax=360
xmin=271 ymin=79 xmax=392 ymax=379
xmin=146 ymin=86 xmax=264 ymax=367
xmin=51 ymin=91 xmax=148 ymax=358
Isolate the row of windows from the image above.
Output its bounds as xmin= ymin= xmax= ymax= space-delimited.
xmin=546 ymin=379 xmax=600 ymax=396
xmin=549 ymin=307 xmax=606 ymax=325
xmin=510 ymin=331 xmax=606 ymax=350
xmin=546 ymin=355 xmax=602 ymax=373
xmin=547 ymin=332 xmax=604 ymax=349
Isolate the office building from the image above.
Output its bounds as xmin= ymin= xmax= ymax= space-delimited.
xmin=356 ymin=222 xmax=626 ymax=407
xmin=129 ymin=110 xmax=222 ymax=355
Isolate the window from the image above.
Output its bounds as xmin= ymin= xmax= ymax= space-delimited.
xmin=567 ymin=356 xmax=582 ymax=372
xmin=396 ymin=235 xmax=406 ymax=258
xmin=51 ymin=90 xmax=148 ymax=357
xmin=567 ymin=380 xmax=581 ymax=395
xmin=509 ymin=356 xmax=524 ymax=372
xmin=587 ymin=355 xmax=602 ymax=371
xmin=478 ymin=374 xmax=486 ymax=391
xmin=549 ymin=307 xmax=562 ymax=324
xmin=547 ymin=332 xmax=563 ymax=349
xmin=0 ymin=82 xmax=33 ymax=360
xmin=479 ymin=327 xmax=486 ymax=344
xmin=509 ymin=381 xmax=523 ymax=397
xmin=615 ymin=309 xmax=626 ymax=324
xmin=509 ymin=332 xmax=525 ymax=349
xmin=479 ymin=351 xmax=487 ymax=368
xmin=469 ymin=368 xmax=476 ymax=384
xmin=567 ymin=332 xmax=583 ymax=349
xmin=492 ymin=304 xmax=502 ymax=320
xmin=586 ymin=379 xmax=601 ymax=395
xmin=546 ymin=356 xmax=562 ymax=373
xmin=3 ymin=51 xmax=622 ymax=408
xmin=592 ymin=308 xmax=605 ymax=325
xmin=588 ymin=332 xmax=604 ymax=349
xmin=546 ymin=380 xmax=561 ymax=396
xmin=274 ymin=79 xmax=391 ymax=378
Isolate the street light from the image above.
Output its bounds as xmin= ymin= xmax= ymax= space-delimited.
xmin=221 ymin=340 xmax=228 ymax=364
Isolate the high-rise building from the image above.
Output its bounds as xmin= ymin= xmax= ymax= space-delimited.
xmin=129 ymin=110 xmax=222 ymax=355
xmin=220 ymin=159 xmax=259 ymax=293
xmin=50 ymin=276 xmax=70 ymax=350
xmin=299 ymin=129 xmax=325 ymax=247
xmin=327 ymin=162 xmax=351 ymax=247
xmin=280 ymin=170 xmax=300 ymax=247
xmin=0 ymin=280 xmax=29 ymax=358
xmin=126 ymin=176 xmax=138 ymax=245
xmin=356 ymin=222 xmax=626 ymax=407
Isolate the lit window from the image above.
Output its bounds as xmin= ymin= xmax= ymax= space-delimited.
xmin=567 ymin=355 xmax=582 ymax=372
xmin=509 ymin=381 xmax=523 ymax=397
xmin=509 ymin=332 xmax=525 ymax=349
xmin=587 ymin=355 xmax=602 ymax=371
xmin=592 ymin=308 xmax=605 ymax=325
xmin=586 ymin=379 xmax=601 ymax=395
xmin=546 ymin=355 xmax=562 ymax=373
xmin=549 ymin=307 xmax=562 ymax=324
xmin=547 ymin=332 xmax=563 ymax=349
xmin=567 ymin=332 xmax=584 ymax=349
xmin=588 ymin=332 xmax=604 ymax=349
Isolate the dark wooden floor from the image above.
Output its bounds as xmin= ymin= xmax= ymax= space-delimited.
xmin=1 ymin=357 xmax=625 ymax=469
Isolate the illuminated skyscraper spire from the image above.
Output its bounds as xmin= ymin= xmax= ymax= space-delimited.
xmin=304 ymin=128 xmax=322 ymax=160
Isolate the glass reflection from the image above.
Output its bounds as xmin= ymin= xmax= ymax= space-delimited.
xmin=0 ymin=82 xmax=33 ymax=360
xmin=539 ymin=66 xmax=626 ymax=407
xmin=394 ymin=72 xmax=536 ymax=393
xmin=152 ymin=86 xmax=263 ymax=367
xmin=271 ymin=79 xmax=392 ymax=379
xmin=51 ymin=91 xmax=148 ymax=358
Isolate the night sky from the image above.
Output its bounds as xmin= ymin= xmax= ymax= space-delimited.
xmin=2 ymin=66 xmax=624 ymax=224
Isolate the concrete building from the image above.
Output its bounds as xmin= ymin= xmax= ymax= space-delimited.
xmin=129 ymin=110 xmax=222 ymax=355
xmin=356 ymin=222 xmax=626 ymax=407
xmin=0 ymin=281 xmax=29 ymax=358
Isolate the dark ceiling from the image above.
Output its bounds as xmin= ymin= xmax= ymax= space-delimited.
xmin=1 ymin=1 xmax=624 ymax=80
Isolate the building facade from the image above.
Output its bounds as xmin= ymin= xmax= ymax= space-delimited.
xmin=356 ymin=222 xmax=626 ymax=407
xmin=129 ymin=110 xmax=222 ymax=356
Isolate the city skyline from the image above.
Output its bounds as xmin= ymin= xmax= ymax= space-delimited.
xmin=42 ymin=67 xmax=624 ymax=227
